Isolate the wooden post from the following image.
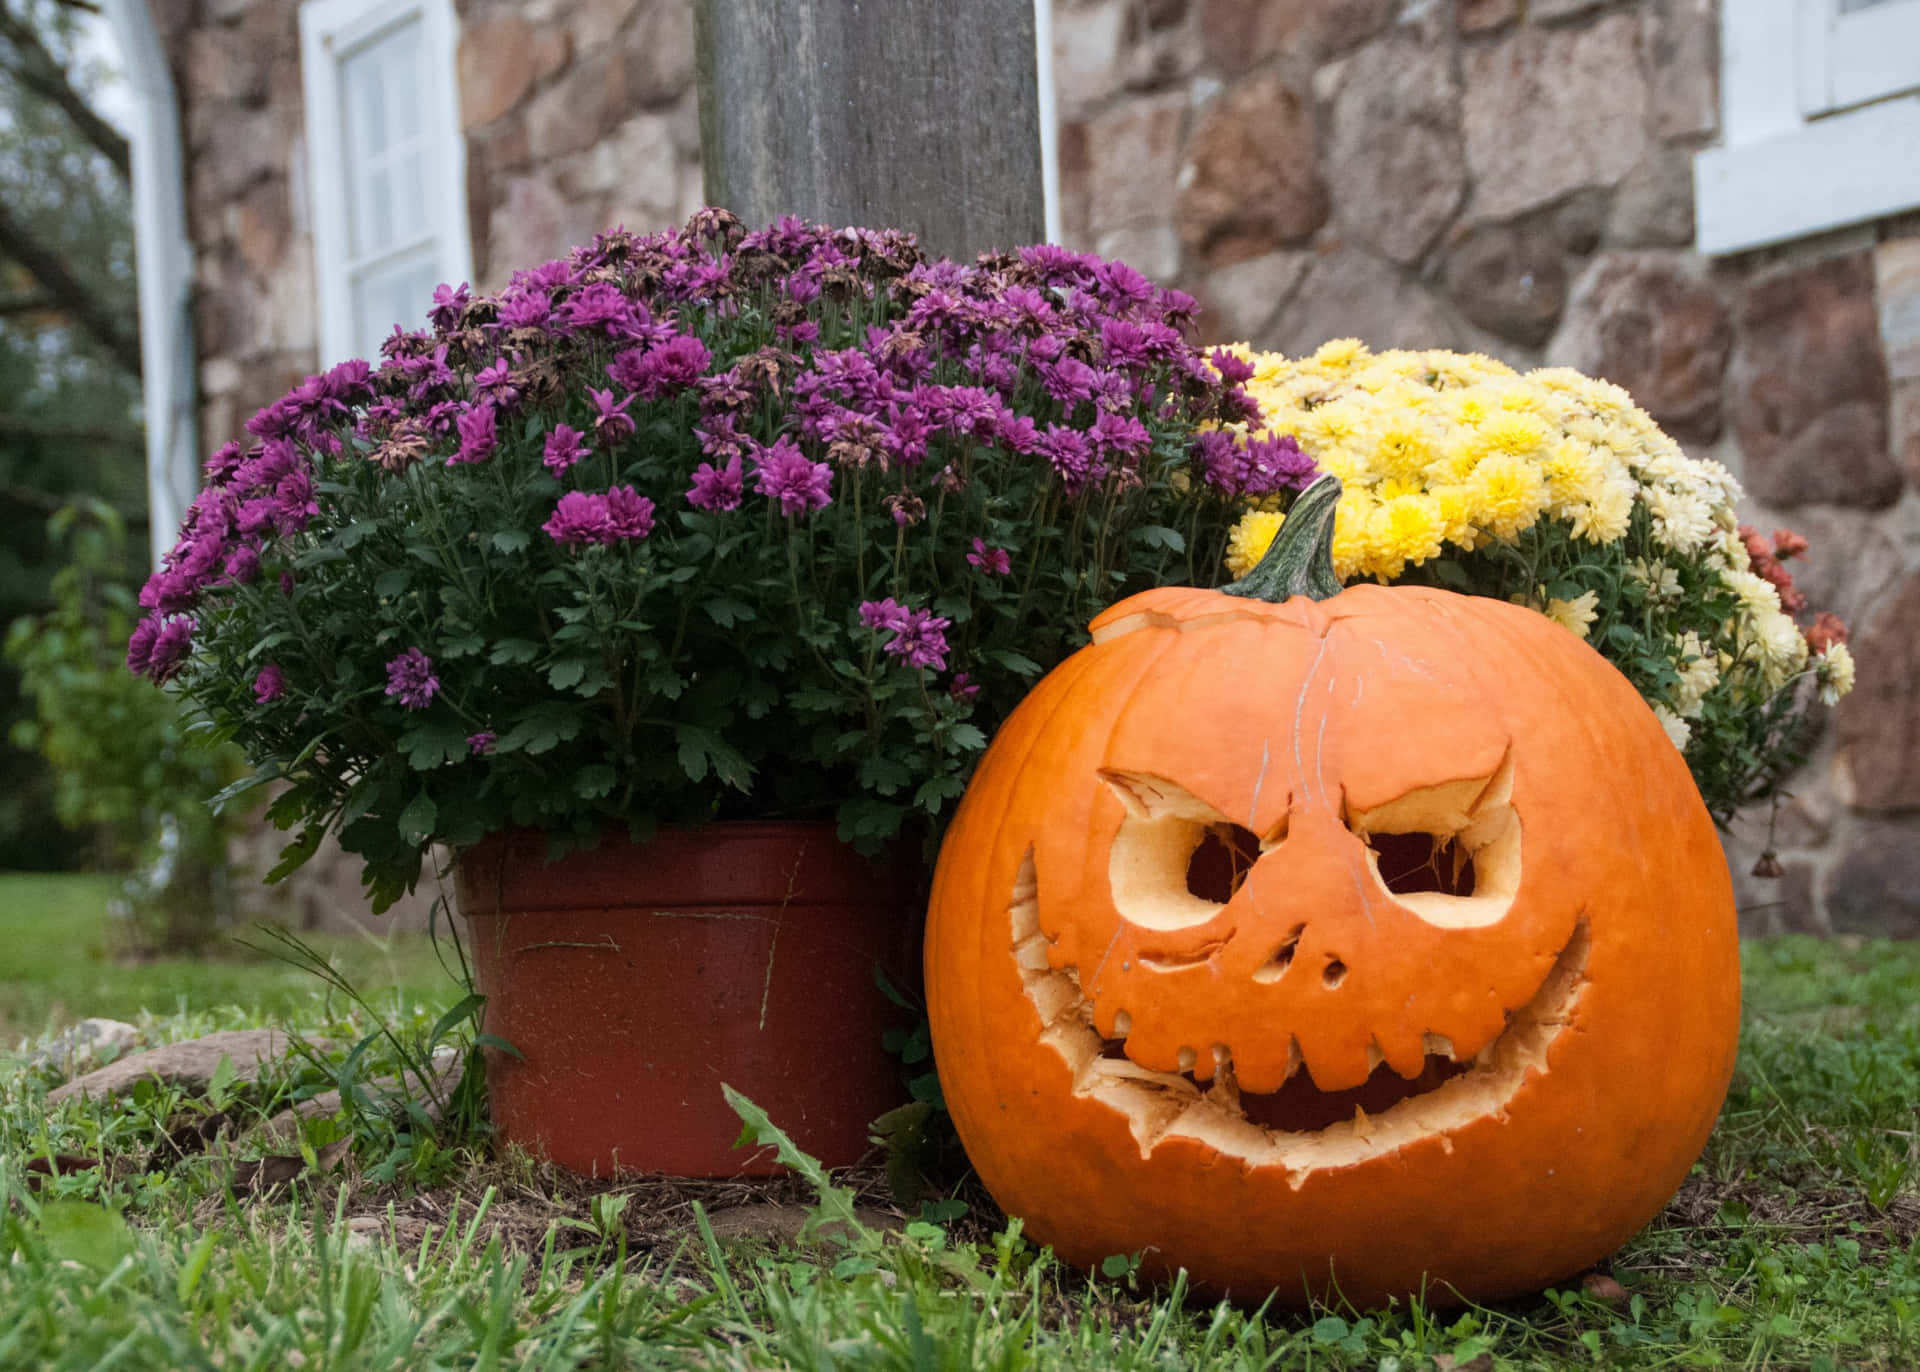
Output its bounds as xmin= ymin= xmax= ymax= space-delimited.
xmin=693 ymin=0 xmax=1046 ymax=259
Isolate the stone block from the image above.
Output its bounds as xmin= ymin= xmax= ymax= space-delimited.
xmin=1197 ymin=250 xmax=1311 ymax=345
xmin=1607 ymin=148 xmax=1696 ymax=248
xmin=1834 ymin=569 xmax=1920 ymax=813
xmin=1442 ymin=222 xmax=1566 ymax=347
xmin=1264 ymin=244 xmax=1462 ymax=356
xmin=1645 ymin=0 xmax=1717 ymax=140
xmin=1456 ymin=0 xmax=1520 ymax=35
xmin=1326 ymin=34 xmax=1465 ymax=266
xmin=1199 ymin=0 xmax=1393 ymax=74
xmin=1085 ymin=91 xmax=1189 ymax=231
xmin=1549 ymin=251 xmax=1730 ymax=444
xmin=1462 ymin=15 xmax=1650 ymax=222
xmin=1732 ymin=251 xmax=1901 ymax=509
xmin=1175 ymin=74 xmax=1326 ymax=268
xmin=1825 ymin=817 xmax=1920 ymax=937
xmin=459 ymin=15 xmax=542 ymax=129
xmin=1873 ymin=235 xmax=1920 ymax=382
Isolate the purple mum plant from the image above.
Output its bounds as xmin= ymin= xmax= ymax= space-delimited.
xmin=131 ymin=210 xmax=1314 ymax=910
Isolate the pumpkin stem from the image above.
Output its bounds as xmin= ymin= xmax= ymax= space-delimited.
xmin=1222 ymin=473 xmax=1345 ymax=603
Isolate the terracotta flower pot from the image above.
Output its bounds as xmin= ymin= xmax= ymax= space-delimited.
xmin=455 ymin=822 xmax=917 ymax=1176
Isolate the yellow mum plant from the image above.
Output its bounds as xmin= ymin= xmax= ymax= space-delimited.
xmin=1217 ymin=340 xmax=1855 ymax=822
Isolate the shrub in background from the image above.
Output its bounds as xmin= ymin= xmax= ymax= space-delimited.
xmin=6 ymin=501 xmax=246 ymax=951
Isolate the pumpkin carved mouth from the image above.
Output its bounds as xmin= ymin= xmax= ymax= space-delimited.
xmin=1011 ymin=850 xmax=1591 ymax=1187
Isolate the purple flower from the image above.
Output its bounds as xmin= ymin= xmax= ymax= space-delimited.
xmin=859 ymin=597 xmax=909 ymax=633
xmin=967 ymin=538 xmax=1011 ymax=577
xmin=1208 ymin=347 xmax=1255 ymax=387
xmin=474 ymin=357 xmax=520 ymax=410
xmin=604 ymin=486 xmax=656 ymax=541
xmin=543 ymin=490 xmax=614 ymax=547
xmin=384 ymin=647 xmax=439 ymax=710
xmin=752 ymin=436 xmax=833 ymax=516
xmin=948 ymin=671 xmax=980 ymax=702
xmin=1088 ymin=411 xmax=1151 ymax=462
xmin=223 ymin=545 xmax=260 ymax=584
xmin=450 ymin=401 xmax=497 ymax=465
xmin=860 ymin=597 xmax=951 ymax=669
xmin=543 ymin=423 xmax=591 ymax=474
xmin=467 ymin=731 xmax=497 ymax=756
xmin=687 ymin=454 xmax=745 ymax=511
xmin=126 ymin=616 xmax=160 ymax=675
xmin=588 ymin=387 xmax=635 ymax=444
xmin=137 ymin=615 xmax=195 ymax=683
xmin=1036 ymin=424 xmax=1100 ymax=493
xmin=610 ymin=333 xmax=713 ymax=399
xmin=253 ymin=664 xmax=284 ymax=703
xmin=429 ymin=281 xmax=470 ymax=330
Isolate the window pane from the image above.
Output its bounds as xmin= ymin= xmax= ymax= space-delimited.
xmin=353 ymin=250 xmax=441 ymax=360
xmin=339 ymin=18 xmax=428 ymax=258
xmin=1840 ymin=0 xmax=1903 ymax=12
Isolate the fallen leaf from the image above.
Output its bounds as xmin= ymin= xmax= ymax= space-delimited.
xmin=22 ymin=1155 xmax=104 ymax=1191
xmin=1582 ymin=1271 xmax=1630 ymax=1305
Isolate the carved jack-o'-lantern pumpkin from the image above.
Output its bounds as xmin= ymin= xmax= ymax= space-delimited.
xmin=925 ymin=476 xmax=1740 ymax=1307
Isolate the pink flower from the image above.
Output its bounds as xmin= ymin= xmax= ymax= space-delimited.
xmin=542 ymin=423 xmax=590 ymax=474
xmin=687 ymin=454 xmax=744 ymax=512
xmin=253 ymin=664 xmax=284 ymax=703
xmin=752 ymin=436 xmax=833 ymax=515
xmin=604 ymin=486 xmax=656 ymax=541
xmin=966 ymin=538 xmax=1011 ymax=577
xmin=543 ymin=491 xmax=613 ymax=547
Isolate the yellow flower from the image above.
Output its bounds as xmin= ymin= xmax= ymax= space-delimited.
xmin=1365 ymin=492 xmax=1447 ymax=579
xmin=1225 ymin=510 xmax=1284 ymax=579
xmin=1331 ymin=488 xmax=1375 ymax=581
xmin=1311 ymin=337 xmax=1369 ymax=370
xmin=1544 ymin=589 xmax=1600 ymax=639
xmin=1465 ymin=453 xmax=1548 ymax=541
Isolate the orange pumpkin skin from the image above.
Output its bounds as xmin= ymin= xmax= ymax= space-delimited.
xmin=925 ymin=579 xmax=1740 ymax=1307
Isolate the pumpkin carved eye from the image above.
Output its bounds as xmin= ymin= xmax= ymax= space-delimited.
xmin=1348 ymin=750 xmax=1521 ymax=929
xmin=1101 ymin=771 xmax=1282 ymax=931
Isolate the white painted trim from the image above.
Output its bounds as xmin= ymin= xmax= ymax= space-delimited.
xmin=1702 ymin=0 xmax=1920 ymax=255
xmin=1033 ymin=0 xmax=1061 ymax=246
xmin=300 ymin=0 xmax=471 ymax=364
xmin=1696 ymin=94 xmax=1920 ymax=254
xmin=1805 ymin=0 xmax=1920 ymax=115
xmin=102 ymin=0 xmax=199 ymax=569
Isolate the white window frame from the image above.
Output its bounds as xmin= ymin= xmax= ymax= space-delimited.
xmin=299 ymin=0 xmax=471 ymax=363
xmin=1696 ymin=0 xmax=1920 ymax=255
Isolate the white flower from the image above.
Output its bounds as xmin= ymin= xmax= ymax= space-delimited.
xmin=1750 ymin=608 xmax=1810 ymax=687
xmin=1643 ymin=483 xmax=1715 ymax=554
xmin=1652 ymin=703 xmax=1692 ymax=752
xmin=1626 ymin=558 xmax=1682 ymax=602
xmin=1818 ymin=642 xmax=1856 ymax=705
xmin=1672 ymin=630 xmax=1721 ymax=717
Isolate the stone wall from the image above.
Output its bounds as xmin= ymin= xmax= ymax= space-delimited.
xmin=1052 ymin=0 xmax=1919 ymax=936
xmin=150 ymin=0 xmax=1919 ymax=934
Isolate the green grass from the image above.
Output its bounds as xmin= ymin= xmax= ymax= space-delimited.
xmin=0 ymin=872 xmax=458 ymax=1045
xmin=1 ymin=932 xmax=1916 ymax=1369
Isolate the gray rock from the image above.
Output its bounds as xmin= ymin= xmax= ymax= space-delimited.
xmin=47 ymin=1028 xmax=312 ymax=1106
xmin=29 ymin=1019 xmax=141 ymax=1077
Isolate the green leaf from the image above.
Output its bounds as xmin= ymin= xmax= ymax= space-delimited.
xmin=858 ymin=755 xmax=912 ymax=796
xmin=266 ymin=825 xmax=325 ymax=883
xmin=39 ymin=1201 xmax=134 ymax=1270
xmin=491 ymin=529 xmax=530 ymax=555
xmin=373 ymin=568 xmax=412 ymax=598
xmin=985 ymin=648 xmax=1043 ymax=677
xmin=397 ymin=791 xmax=438 ymax=843
xmin=675 ymin=725 xmax=753 ymax=791
xmin=573 ymin=764 xmax=617 ymax=799
xmin=439 ymin=631 xmax=486 ymax=659
xmin=1133 ymin=524 xmax=1186 ymax=553
xmin=397 ymin=721 xmax=469 ymax=770
xmin=336 ymin=520 xmax=379 ymax=550
xmin=702 ymin=597 xmax=756 ymax=628
xmin=947 ymin=723 xmax=987 ymax=753
xmin=207 ymin=1054 xmax=237 ymax=1110
xmin=489 ymin=638 xmax=541 ymax=666
xmin=546 ymin=658 xmax=590 ymax=691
